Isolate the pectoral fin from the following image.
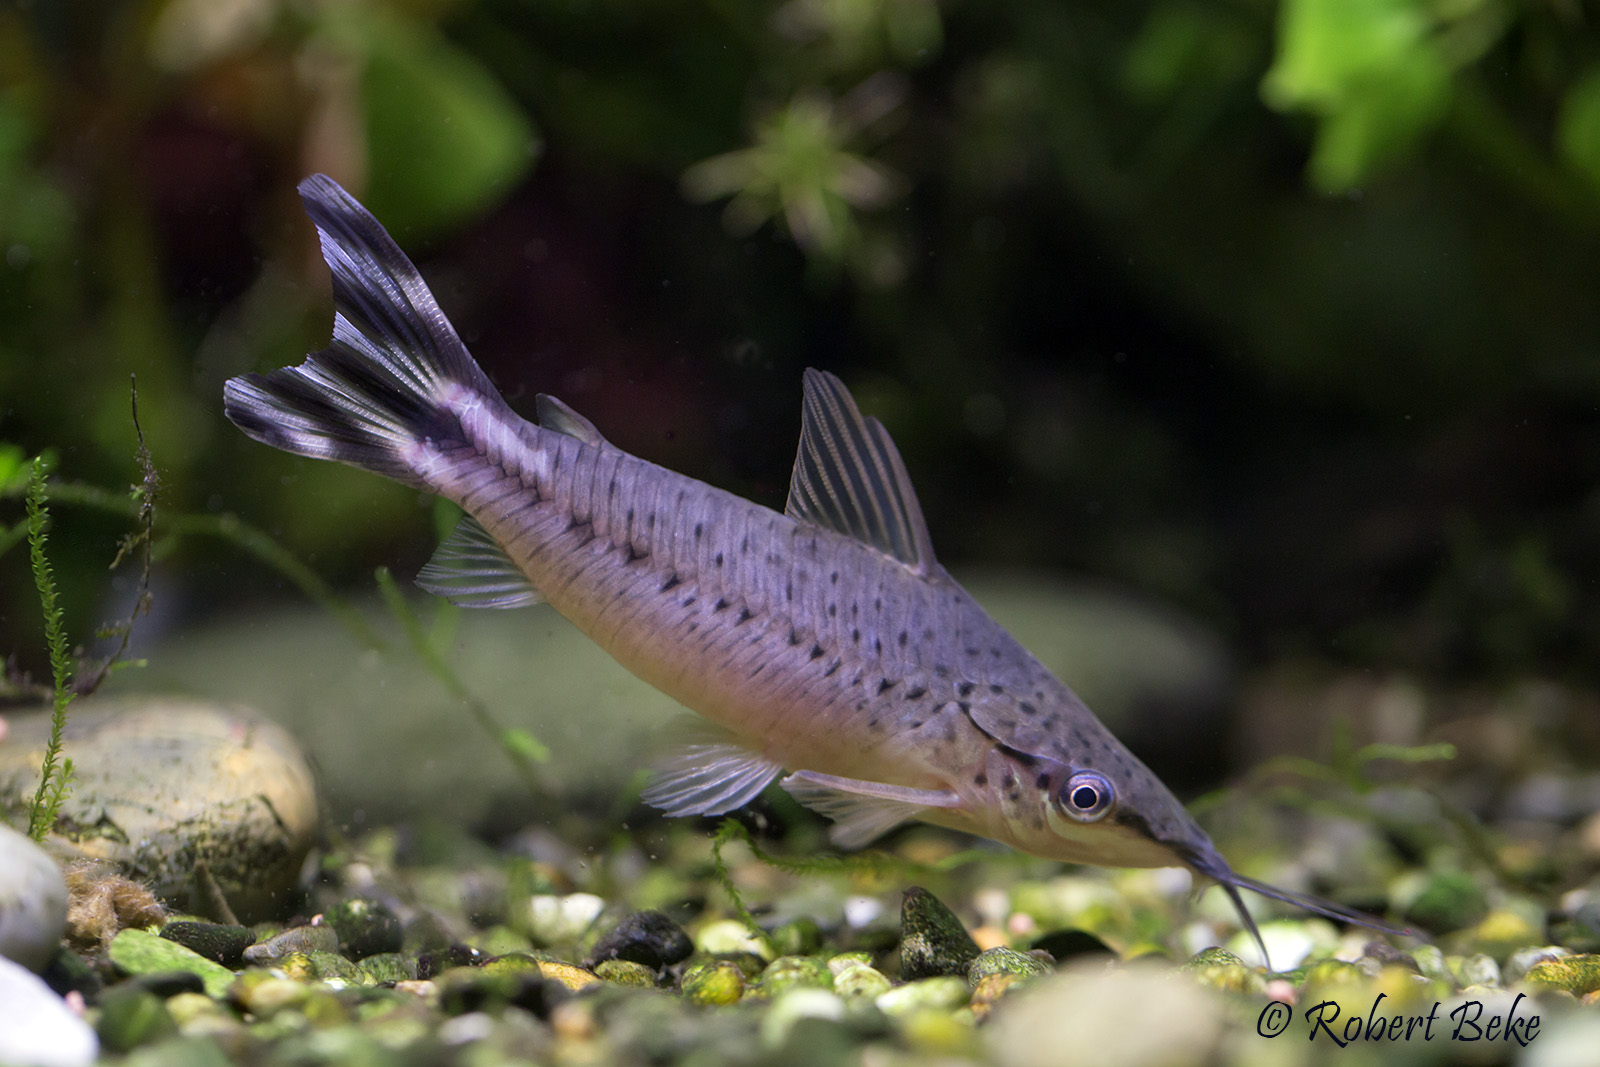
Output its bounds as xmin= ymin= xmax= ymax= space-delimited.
xmin=641 ymin=721 xmax=784 ymax=817
xmin=781 ymin=770 xmax=962 ymax=849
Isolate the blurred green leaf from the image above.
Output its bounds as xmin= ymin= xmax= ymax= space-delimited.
xmin=0 ymin=443 xmax=27 ymax=496
xmin=1557 ymin=66 xmax=1600 ymax=194
xmin=329 ymin=8 xmax=540 ymax=239
xmin=1262 ymin=0 xmax=1453 ymax=191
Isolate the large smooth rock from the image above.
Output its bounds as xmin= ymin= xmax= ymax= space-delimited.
xmin=0 ymin=821 xmax=67 ymax=971
xmin=0 ymin=954 xmax=98 ymax=1067
xmin=0 ymin=697 xmax=318 ymax=921
xmin=105 ymin=574 xmax=1228 ymax=828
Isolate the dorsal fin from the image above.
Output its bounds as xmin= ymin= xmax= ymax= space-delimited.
xmin=784 ymin=369 xmax=935 ymax=574
xmin=416 ymin=515 xmax=545 ymax=608
xmin=535 ymin=394 xmax=608 ymax=446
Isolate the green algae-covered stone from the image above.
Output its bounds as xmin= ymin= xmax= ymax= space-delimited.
xmin=356 ymin=952 xmax=418 ymax=985
xmin=325 ymin=897 xmax=402 ymax=960
xmin=597 ymin=959 xmax=658 ymax=988
xmin=96 ymin=986 xmax=179 ymax=1053
xmin=1179 ymin=947 xmax=1267 ymax=997
xmin=833 ymin=961 xmax=892 ymax=1001
xmin=681 ymin=959 xmax=745 ymax=1006
xmin=758 ymin=955 xmax=835 ymax=996
xmin=1522 ymin=954 xmax=1600 ymax=997
xmin=228 ymin=970 xmax=310 ymax=1017
xmin=901 ymin=887 xmax=980 ymax=980
xmin=160 ymin=922 xmax=254 ymax=968
xmin=109 ymin=928 xmax=236 ymax=999
xmin=278 ymin=950 xmax=361 ymax=984
xmin=1404 ymin=871 xmax=1487 ymax=933
xmin=968 ymin=947 xmax=1050 ymax=987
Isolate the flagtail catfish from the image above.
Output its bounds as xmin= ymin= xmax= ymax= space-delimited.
xmin=225 ymin=175 xmax=1405 ymax=966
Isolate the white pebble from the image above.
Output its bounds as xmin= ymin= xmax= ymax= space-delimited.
xmin=0 ymin=956 xmax=98 ymax=1067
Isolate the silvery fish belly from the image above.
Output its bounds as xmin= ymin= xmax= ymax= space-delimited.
xmin=225 ymin=175 xmax=1405 ymax=966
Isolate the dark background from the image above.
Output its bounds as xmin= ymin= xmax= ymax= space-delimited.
xmin=4 ymin=0 xmax=1600 ymax=718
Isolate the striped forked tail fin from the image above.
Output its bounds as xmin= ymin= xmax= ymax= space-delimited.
xmin=223 ymin=175 xmax=499 ymax=490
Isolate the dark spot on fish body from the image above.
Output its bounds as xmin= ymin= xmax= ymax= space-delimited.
xmin=973 ymin=773 xmax=987 ymax=787
xmin=877 ymin=678 xmax=895 ymax=694
xmin=682 ymin=595 xmax=698 ymax=607
xmin=965 ymin=647 xmax=979 ymax=657
xmin=785 ymin=581 xmax=794 ymax=602
xmin=809 ymin=644 xmax=826 ymax=661
xmin=827 ymin=603 xmax=837 ymax=617
xmin=873 ymin=638 xmax=882 ymax=656
xmin=660 ymin=574 xmax=683 ymax=592
xmin=788 ymin=629 xmax=801 ymax=646
xmin=904 ymin=687 xmax=926 ymax=701
xmin=830 ymin=570 xmax=839 ymax=584
xmin=1034 ymin=772 xmax=1050 ymax=790
xmin=873 ymin=597 xmax=882 ymax=612
xmin=989 ymin=683 xmax=1004 ymax=695
xmin=741 ymin=535 xmax=749 ymax=553
xmin=1019 ymin=702 xmax=1038 ymax=718
xmin=694 ymin=523 xmax=703 ymax=540
xmin=713 ymin=598 xmax=729 ymax=613
xmin=822 ymin=660 xmax=840 ymax=678
xmin=898 ymin=631 xmax=909 ymax=647
xmin=957 ymin=682 xmax=975 ymax=698
xmin=734 ymin=607 xmax=753 ymax=625
xmin=851 ymin=628 xmax=860 ymax=644
xmin=715 ymin=552 xmax=724 ymax=568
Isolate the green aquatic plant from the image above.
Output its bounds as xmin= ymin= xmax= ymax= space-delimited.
xmin=23 ymin=455 xmax=76 ymax=841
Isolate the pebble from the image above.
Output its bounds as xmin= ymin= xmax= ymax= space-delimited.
xmin=108 ymin=928 xmax=235 ymax=999
xmin=241 ymin=921 xmax=339 ymax=964
xmin=875 ymin=975 xmax=970 ymax=1017
xmin=0 ymin=821 xmax=67 ymax=971
xmin=525 ymin=892 xmax=605 ymax=945
xmin=159 ymin=921 xmax=254 ymax=967
xmin=987 ymin=961 xmax=1225 ymax=1067
xmin=325 ymin=897 xmax=403 ymax=960
xmin=589 ymin=910 xmax=693 ymax=969
xmin=760 ymin=988 xmax=845 ymax=1049
xmin=681 ymin=959 xmax=745 ymax=1006
xmin=694 ymin=918 xmax=774 ymax=960
xmin=757 ymin=954 xmax=834 ymax=995
xmin=900 ymin=887 xmax=980 ymax=980
xmin=1522 ymin=954 xmax=1600 ymax=997
xmin=1504 ymin=944 xmax=1571 ymax=984
xmin=95 ymin=986 xmax=178 ymax=1054
xmin=0 ymin=698 xmax=319 ymax=922
xmin=0 ymin=954 xmax=99 ymax=1067
xmin=968 ymin=946 xmax=1051 ymax=986
xmin=831 ymin=961 xmax=892 ymax=1001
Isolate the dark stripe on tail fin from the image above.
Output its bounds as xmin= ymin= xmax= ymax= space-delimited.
xmin=223 ymin=174 xmax=497 ymax=489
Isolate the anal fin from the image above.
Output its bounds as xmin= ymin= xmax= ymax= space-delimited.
xmin=781 ymin=770 xmax=962 ymax=850
xmin=642 ymin=720 xmax=784 ymax=817
xmin=417 ymin=515 xmax=545 ymax=608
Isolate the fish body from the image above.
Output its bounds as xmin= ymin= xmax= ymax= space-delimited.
xmin=225 ymin=176 xmax=1403 ymax=964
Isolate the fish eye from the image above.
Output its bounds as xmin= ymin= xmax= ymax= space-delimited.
xmin=1056 ymin=770 xmax=1115 ymax=822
